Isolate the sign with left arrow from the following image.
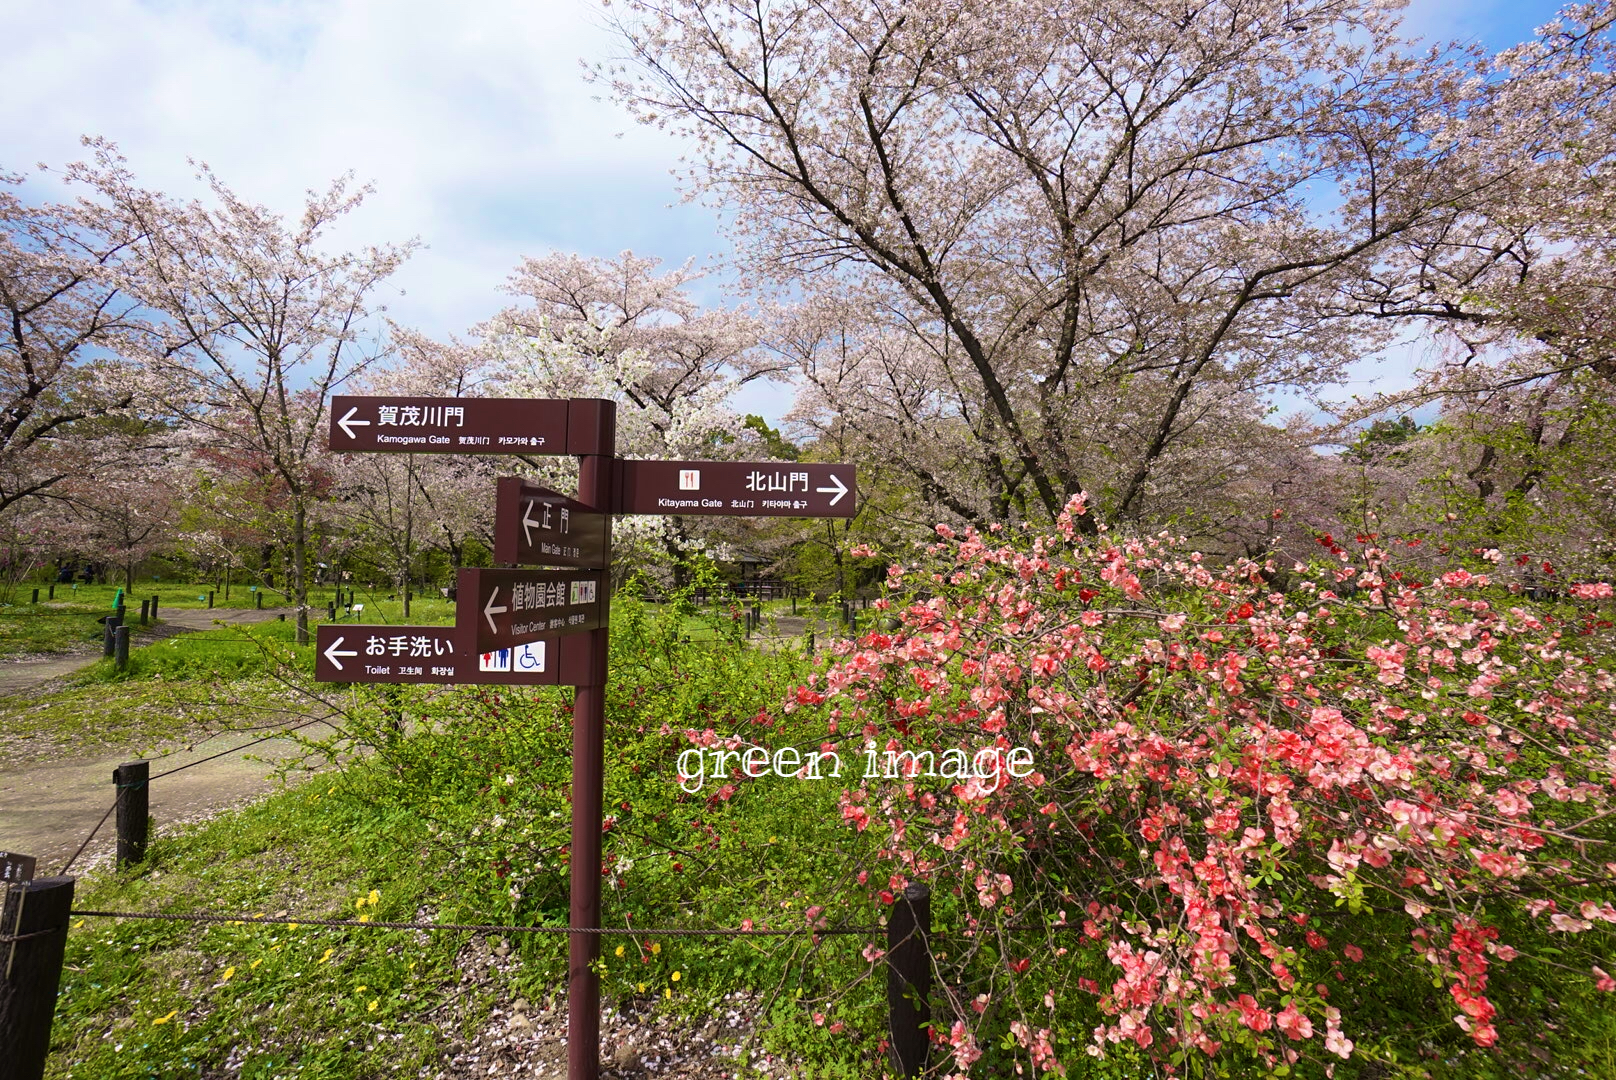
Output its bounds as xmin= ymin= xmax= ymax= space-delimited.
xmin=314 ymin=624 xmax=596 ymax=685
xmin=456 ymin=567 xmax=608 ymax=654
xmin=329 ymin=396 xmax=572 ymax=455
xmin=494 ymin=477 xmax=609 ymax=569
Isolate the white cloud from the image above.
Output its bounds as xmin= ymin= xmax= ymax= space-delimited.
xmin=1 ymin=0 xmax=722 ymax=343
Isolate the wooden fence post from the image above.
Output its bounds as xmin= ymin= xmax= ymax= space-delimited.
xmin=47 ymin=584 xmax=54 ymax=600
xmin=114 ymin=626 xmax=130 ymax=670
xmin=0 ymin=876 xmax=76 ymax=1079
xmin=887 ymin=882 xmax=932 ymax=1078
xmin=114 ymin=761 xmax=150 ymax=868
xmin=256 ymin=592 xmax=262 ymax=609
xmin=30 ymin=588 xmax=38 ymax=604
xmin=207 ymin=592 xmax=214 ymax=609
xmin=150 ymin=596 xmax=158 ymax=621
xmin=139 ymin=598 xmax=150 ymax=626
xmin=101 ymin=619 xmax=116 ymax=659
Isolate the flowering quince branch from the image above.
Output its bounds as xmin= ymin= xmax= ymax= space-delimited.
xmin=786 ymin=495 xmax=1616 ymax=1071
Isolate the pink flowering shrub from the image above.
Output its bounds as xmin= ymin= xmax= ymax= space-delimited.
xmin=787 ymin=497 xmax=1616 ymax=1074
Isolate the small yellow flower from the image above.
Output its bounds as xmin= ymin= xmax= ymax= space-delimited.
xmin=637 ymin=983 xmax=646 ymax=994
xmin=250 ymin=959 xmax=262 ymax=970
xmin=328 ymin=785 xmax=336 ymax=794
xmin=409 ymin=961 xmax=417 ymax=972
xmin=221 ymin=966 xmax=236 ymax=982
xmin=358 ymin=914 xmax=372 ymax=924
xmin=368 ymin=999 xmax=378 ymax=1013
xmin=288 ymin=923 xmax=299 ymax=930
xmin=664 ymin=988 xmax=671 ymax=999
xmin=367 ymin=889 xmax=380 ymax=906
xmin=73 ymin=919 xmax=85 ymax=929
xmin=650 ymin=942 xmax=661 ymax=955
xmin=320 ymin=948 xmax=335 ymax=964
xmin=670 ymin=971 xmax=681 ymax=982
xmin=615 ymin=945 xmax=625 ymax=958
xmin=356 ymin=985 xmax=367 ymax=993
xmin=152 ymin=1009 xmax=178 ymax=1026
xmin=355 ymin=897 xmax=366 ymax=911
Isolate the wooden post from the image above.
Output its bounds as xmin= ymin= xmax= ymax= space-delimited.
xmin=114 ymin=626 xmax=130 ymax=670
xmin=256 ymin=591 xmax=263 ymax=609
xmin=806 ymin=630 xmax=815 ymax=656
xmin=207 ymin=591 xmax=214 ymax=609
xmin=887 ymin=882 xmax=932 ymax=1078
xmin=150 ymin=596 xmax=158 ymax=622
xmin=30 ymin=588 xmax=38 ymax=604
xmin=47 ymin=584 xmax=53 ymax=600
xmin=102 ymin=619 xmax=115 ymax=659
xmin=327 ymin=601 xmax=336 ymax=621
xmin=139 ymin=598 xmax=150 ymax=626
xmin=0 ymin=876 xmax=76 ymax=1079
xmin=114 ymin=761 xmax=150 ymax=867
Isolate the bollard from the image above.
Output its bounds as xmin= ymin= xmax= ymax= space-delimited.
xmin=207 ymin=592 xmax=214 ymax=609
xmin=0 ymin=875 xmax=76 ymax=1079
xmin=849 ymin=610 xmax=858 ymax=636
xmin=139 ymin=598 xmax=150 ymax=626
xmin=113 ymin=760 xmax=150 ymax=867
xmin=102 ymin=619 xmax=115 ymax=659
xmin=806 ymin=630 xmax=815 ymax=656
xmin=114 ymin=601 xmax=125 ymax=625
xmin=886 ymin=883 xmax=932 ymax=1078
xmin=114 ymin=626 xmax=130 ymax=670
xmin=31 ymin=588 xmax=38 ymax=604
xmin=791 ymin=595 xmax=797 ymax=616
xmin=256 ymin=592 xmax=263 ymax=610
xmin=150 ymin=596 xmax=158 ymax=622
xmin=327 ymin=601 xmax=336 ymax=621
xmin=48 ymin=584 xmax=54 ymax=600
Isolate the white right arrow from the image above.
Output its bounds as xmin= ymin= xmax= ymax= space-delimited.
xmin=816 ymin=473 xmax=849 ymax=506
xmin=522 ymin=500 xmax=541 ymax=545
xmin=483 ymin=586 xmax=508 ymax=633
xmin=336 ymin=406 xmax=371 ymax=439
xmin=323 ymin=636 xmax=358 ymax=671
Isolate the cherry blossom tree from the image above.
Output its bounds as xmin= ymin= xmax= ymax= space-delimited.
xmin=0 ymin=169 xmax=141 ymax=519
xmin=599 ymin=0 xmax=1550 ymax=529
xmin=63 ymin=139 xmax=417 ymax=643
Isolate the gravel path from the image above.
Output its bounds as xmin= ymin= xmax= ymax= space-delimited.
xmin=0 ymin=605 xmax=328 ymax=873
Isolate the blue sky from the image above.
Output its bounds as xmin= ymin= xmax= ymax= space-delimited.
xmin=0 ymin=0 xmax=1577 ymax=424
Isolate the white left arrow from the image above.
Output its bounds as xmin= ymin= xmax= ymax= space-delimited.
xmin=336 ymin=406 xmax=371 ymax=439
xmin=522 ymin=500 xmax=541 ymax=545
xmin=323 ymin=636 xmax=358 ymax=671
xmin=483 ymin=586 xmax=508 ymax=633
xmin=816 ymin=473 xmax=849 ymax=506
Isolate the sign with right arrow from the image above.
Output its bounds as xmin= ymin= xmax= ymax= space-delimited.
xmin=614 ymin=460 xmax=856 ymax=518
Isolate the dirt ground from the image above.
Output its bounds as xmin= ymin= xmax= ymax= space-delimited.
xmin=0 ymin=605 xmax=330 ymax=874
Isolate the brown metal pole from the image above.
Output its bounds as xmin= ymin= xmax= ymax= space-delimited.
xmin=568 ymin=401 xmax=615 ymax=1080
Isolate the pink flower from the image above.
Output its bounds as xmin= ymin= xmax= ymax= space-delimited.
xmin=1343 ymin=943 xmax=1364 ymax=962
xmin=1276 ymin=1004 xmax=1314 ymax=1041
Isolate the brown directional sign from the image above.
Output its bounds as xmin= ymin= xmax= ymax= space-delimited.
xmin=457 ymin=567 xmax=608 ymax=654
xmin=614 ymin=460 xmax=856 ymax=518
xmin=314 ymin=624 xmax=594 ymax=686
xmin=328 ymin=396 xmax=617 ymax=456
xmin=494 ymin=477 xmax=609 ymax=569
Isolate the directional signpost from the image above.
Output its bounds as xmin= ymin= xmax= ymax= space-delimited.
xmin=323 ymin=394 xmax=855 ymax=1080
xmin=455 ymin=567 xmax=607 ymax=654
xmin=494 ymin=477 xmax=608 ymax=569
xmin=315 ymin=625 xmax=593 ymax=686
xmin=615 ymin=459 xmax=856 ymax=517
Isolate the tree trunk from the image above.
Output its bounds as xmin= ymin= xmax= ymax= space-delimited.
xmin=293 ymin=499 xmax=309 ymax=645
